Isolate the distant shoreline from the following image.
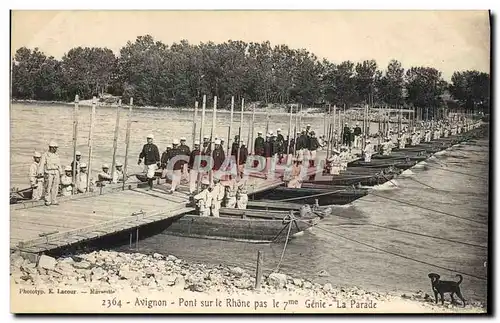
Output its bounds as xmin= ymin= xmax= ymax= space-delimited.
xmin=10 ymin=99 xmax=411 ymax=122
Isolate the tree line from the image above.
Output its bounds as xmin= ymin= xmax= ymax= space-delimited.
xmin=11 ymin=34 xmax=490 ymax=116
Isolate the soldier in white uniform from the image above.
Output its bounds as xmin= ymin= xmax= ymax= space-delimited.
xmin=211 ymin=178 xmax=226 ymax=217
xmin=60 ymin=166 xmax=74 ymax=196
xmin=39 ymin=140 xmax=62 ymax=206
xmin=363 ymin=140 xmax=374 ymax=162
xmin=236 ymin=183 xmax=248 ymax=210
xmin=112 ymin=162 xmax=126 ymax=183
xmin=327 ymin=149 xmax=341 ymax=175
xmin=224 ymin=180 xmax=237 ymax=208
xmin=193 ymin=179 xmax=212 ymax=217
xmin=77 ymin=163 xmax=93 ymax=193
xmin=29 ymin=151 xmax=44 ymax=200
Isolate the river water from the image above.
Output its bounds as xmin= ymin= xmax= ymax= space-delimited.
xmin=10 ymin=103 xmax=489 ymax=304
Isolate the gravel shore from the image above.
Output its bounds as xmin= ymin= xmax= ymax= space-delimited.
xmin=11 ymin=250 xmax=486 ymax=313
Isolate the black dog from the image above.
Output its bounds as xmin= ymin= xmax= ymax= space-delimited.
xmin=428 ymin=273 xmax=466 ymax=307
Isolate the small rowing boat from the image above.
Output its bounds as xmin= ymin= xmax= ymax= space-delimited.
xmin=162 ymin=208 xmax=321 ymax=243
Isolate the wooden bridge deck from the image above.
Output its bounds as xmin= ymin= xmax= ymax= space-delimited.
xmin=9 ymin=170 xmax=298 ymax=254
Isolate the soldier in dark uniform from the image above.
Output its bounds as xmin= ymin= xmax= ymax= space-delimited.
xmin=353 ymin=123 xmax=362 ymax=149
xmin=231 ymin=135 xmax=240 ymax=157
xmin=168 ymin=139 xmax=182 ymax=194
xmin=237 ymin=141 xmax=248 ymax=178
xmin=342 ymin=123 xmax=351 ymax=146
xmin=254 ymin=131 xmax=265 ymax=168
xmin=160 ymin=144 xmax=172 ymax=179
xmin=211 ymin=139 xmax=226 ymax=174
xmin=179 ymin=137 xmax=191 ymax=182
xmin=276 ymin=129 xmax=285 ymax=164
xmin=188 ymin=140 xmax=202 ymax=194
xmin=308 ymin=131 xmax=320 ymax=168
xmin=263 ymin=134 xmax=272 ymax=173
xmin=138 ymin=134 xmax=160 ymax=190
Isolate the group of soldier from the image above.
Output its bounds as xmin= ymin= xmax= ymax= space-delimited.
xmin=29 ymin=141 xmax=127 ymax=206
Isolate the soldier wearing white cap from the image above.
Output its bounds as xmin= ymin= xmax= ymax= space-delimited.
xmin=327 ymin=149 xmax=341 ymax=175
xmin=237 ymin=141 xmax=248 ymax=178
xmin=254 ymin=131 xmax=265 ymax=157
xmin=353 ymin=123 xmax=362 ymax=149
xmin=363 ymin=139 xmax=374 ymax=162
xmin=211 ymin=138 xmax=225 ymax=172
xmin=77 ymin=163 xmax=93 ymax=193
xmin=201 ymin=135 xmax=211 ymax=155
xmin=193 ymin=178 xmax=212 ymax=217
xmin=60 ymin=166 xmax=74 ymax=196
xmin=98 ymin=163 xmax=113 ymax=185
xmin=276 ymin=129 xmax=285 ymax=164
xmin=179 ymin=137 xmax=191 ymax=182
xmin=236 ymin=182 xmax=248 ymax=209
xmin=305 ymin=124 xmax=312 ymax=137
xmin=71 ymin=150 xmax=82 ymax=175
xmin=138 ymin=134 xmax=160 ymax=190
xmin=188 ymin=140 xmax=202 ymax=194
xmin=29 ymin=151 xmax=44 ymax=200
xmin=167 ymin=139 xmax=183 ymax=193
xmin=210 ymin=177 xmax=225 ymax=217
xmin=224 ymin=179 xmax=238 ymax=208
xmin=112 ymin=162 xmax=126 ymax=184
xmin=39 ymin=140 xmax=62 ymax=205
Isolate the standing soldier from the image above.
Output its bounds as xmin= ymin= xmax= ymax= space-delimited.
xmin=160 ymin=144 xmax=172 ymax=179
xmin=254 ymin=131 xmax=265 ymax=157
xmin=38 ymin=141 xmax=62 ymax=206
xmin=29 ymin=151 xmax=44 ymax=201
xmin=225 ymin=180 xmax=237 ymax=208
xmin=168 ymin=139 xmax=182 ymax=194
xmin=276 ymin=129 xmax=285 ymax=164
xmin=211 ymin=178 xmax=225 ymax=217
xmin=363 ymin=140 xmax=374 ymax=162
xmin=138 ymin=134 xmax=160 ymax=190
xmin=353 ymin=123 xmax=362 ymax=148
xmin=305 ymin=124 xmax=312 ymax=137
xmin=308 ymin=131 xmax=320 ymax=168
xmin=188 ymin=140 xmax=202 ymax=194
xmin=60 ymin=166 xmax=74 ymax=196
xmin=201 ymin=135 xmax=211 ymax=155
xmin=211 ymin=139 xmax=225 ymax=183
xmin=231 ymin=135 xmax=240 ymax=157
xmin=342 ymin=122 xmax=351 ymax=146
xmin=238 ymin=141 xmax=248 ymax=178
xmin=179 ymin=137 xmax=191 ymax=182
xmin=263 ymin=134 xmax=272 ymax=174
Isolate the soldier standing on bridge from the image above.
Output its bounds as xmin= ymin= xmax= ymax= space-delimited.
xmin=188 ymin=140 xmax=202 ymax=194
xmin=38 ymin=140 xmax=62 ymax=206
xmin=353 ymin=123 xmax=362 ymax=148
xmin=179 ymin=137 xmax=191 ymax=183
xmin=138 ymin=134 xmax=160 ymax=190
xmin=29 ymin=151 xmax=44 ymax=201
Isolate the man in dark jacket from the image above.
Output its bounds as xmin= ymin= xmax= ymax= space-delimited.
xmin=231 ymin=135 xmax=240 ymax=157
xmin=168 ymin=139 xmax=183 ymax=194
xmin=188 ymin=140 xmax=202 ymax=194
xmin=308 ymin=131 xmax=320 ymax=167
xmin=342 ymin=123 xmax=351 ymax=146
xmin=179 ymin=137 xmax=191 ymax=182
xmin=353 ymin=123 xmax=362 ymax=149
xmin=254 ymin=131 xmax=265 ymax=156
xmin=263 ymin=134 xmax=272 ymax=174
xmin=211 ymin=139 xmax=226 ymax=183
xmin=238 ymin=141 xmax=248 ymax=178
xmin=138 ymin=134 xmax=160 ymax=190
xmin=276 ymin=129 xmax=285 ymax=164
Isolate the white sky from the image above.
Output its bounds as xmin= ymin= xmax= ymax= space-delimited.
xmin=11 ymin=10 xmax=490 ymax=81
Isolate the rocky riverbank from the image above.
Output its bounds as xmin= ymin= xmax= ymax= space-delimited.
xmin=10 ymin=250 xmax=486 ymax=313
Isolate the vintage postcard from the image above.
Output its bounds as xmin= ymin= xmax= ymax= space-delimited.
xmin=9 ymin=10 xmax=490 ymax=314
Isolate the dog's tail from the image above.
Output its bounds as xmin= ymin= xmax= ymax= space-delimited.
xmin=456 ymin=274 xmax=463 ymax=285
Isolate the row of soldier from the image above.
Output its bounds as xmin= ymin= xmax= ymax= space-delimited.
xmin=29 ymin=141 xmax=128 ymax=205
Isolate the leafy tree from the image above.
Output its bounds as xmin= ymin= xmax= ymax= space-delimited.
xmin=449 ymin=70 xmax=490 ymax=114
xmin=405 ymin=67 xmax=447 ymax=119
xmin=377 ymin=59 xmax=405 ymax=106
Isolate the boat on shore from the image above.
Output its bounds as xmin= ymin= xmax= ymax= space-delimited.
xmin=162 ymin=208 xmax=321 ymax=243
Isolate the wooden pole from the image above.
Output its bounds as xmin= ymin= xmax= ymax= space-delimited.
xmin=254 ymin=250 xmax=263 ymax=290
xmin=293 ymin=107 xmax=298 ymax=157
xmin=227 ymin=96 xmax=235 ymax=156
xmin=111 ymin=99 xmax=121 ymax=174
xmin=237 ymin=98 xmax=244 ymax=167
xmin=265 ymin=108 xmax=270 ymax=136
xmin=250 ymin=106 xmax=256 ymax=154
xmin=192 ymin=101 xmax=198 ymax=148
xmin=72 ymin=95 xmax=79 ymax=194
xmin=123 ymin=98 xmax=133 ymax=190
xmin=299 ymin=104 xmax=303 ymax=130
xmin=286 ymin=106 xmax=293 ymax=158
xmin=211 ymin=96 xmax=217 ymax=139
xmin=200 ymin=95 xmax=206 ymax=143
xmin=333 ymin=105 xmax=336 ymax=148
xmin=209 ymin=96 xmax=217 ymax=183
xmin=87 ymin=96 xmax=96 ymax=192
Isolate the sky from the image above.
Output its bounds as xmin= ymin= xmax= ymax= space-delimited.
xmin=10 ymin=10 xmax=491 ymax=81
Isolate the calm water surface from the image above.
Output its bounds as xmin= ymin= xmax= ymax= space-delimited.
xmin=10 ymin=103 xmax=489 ymax=303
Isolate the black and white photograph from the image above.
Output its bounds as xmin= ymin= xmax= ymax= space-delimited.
xmin=8 ymin=9 xmax=490 ymax=314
